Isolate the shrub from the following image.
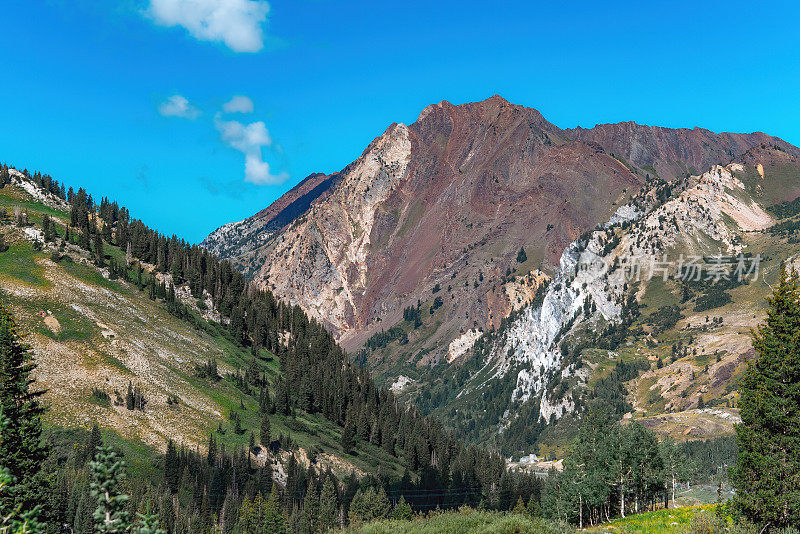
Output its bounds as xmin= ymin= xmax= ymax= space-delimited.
xmin=90 ymin=387 xmax=111 ymax=407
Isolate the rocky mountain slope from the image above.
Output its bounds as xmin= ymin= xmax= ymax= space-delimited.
xmin=206 ymin=99 xmax=628 ymax=348
xmin=203 ymin=172 xmax=339 ymax=277
xmin=407 ymin=145 xmax=800 ymax=455
xmin=0 ymin=169 xmax=406 ymax=479
xmin=204 ymin=96 xmax=797 ymax=411
xmin=565 ymin=121 xmax=785 ymax=182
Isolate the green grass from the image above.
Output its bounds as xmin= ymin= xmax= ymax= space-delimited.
xmin=0 ymin=187 xmax=69 ymax=222
xmin=638 ymin=277 xmax=680 ymax=317
xmin=676 ymin=485 xmax=731 ymax=507
xmin=0 ymin=243 xmax=48 ymax=287
xmin=31 ymin=297 xmax=100 ymax=343
xmin=60 ymin=258 xmax=124 ymax=292
xmin=104 ymin=353 xmax=133 ymax=374
xmin=343 ymin=509 xmax=571 ymax=534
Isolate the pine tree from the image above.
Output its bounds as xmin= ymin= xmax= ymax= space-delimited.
xmin=73 ymin=484 xmax=93 ymax=534
xmin=89 ymin=445 xmax=131 ymax=533
xmin=125 ymin=382 xmax=135 ymax=410
xmin=93 ymin=230 xmax=104 ymax=266
xmin=392 ymin=495 xmax=412 ymax=520
xmin=373 ymin=487 xmax=391 ymax=520
xmin=0 ymin=411 xmax=44 ymax=533
xmin=0 ymin=303 xmax=47 ymax=517
xmin=130 ymin=511 xmax=165 ymax=534
xmin=302 ymin=479 xmax=318 ymax=532
xmin=41 ymin=215 xmax=55 ymax=242
xmin=732 ymin=268 xmax=800 ymax=528
xmin=263 ymin=484 xmax=285 ymax=534
xmin=81 ymin=423 xmax=103 ymax=466
xmin=347 ymin=489 xmax=368 ymax=526
xmin=79 ymin=226 xmax=90 ymax=251
xmin=341 ymin=419 xmax=355 ymax=454
xmin=260 ymin=413 xmax=271 ymax=446
xmin=207 ymin=434 xmax=217 ymax=466
xmin=318 ymin=476 xmax=338 ymax=531
xmin=164 ymin=440 xmax=179 ymax=493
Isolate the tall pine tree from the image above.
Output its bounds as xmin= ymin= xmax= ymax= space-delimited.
xmin=0 ymin=303 xmax=48 ymax=518
xmin=732 ymin=268 xmax=800 ymax=527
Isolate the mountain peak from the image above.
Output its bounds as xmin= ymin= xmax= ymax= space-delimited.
xmin=416 ymin=95 xmax=516 ymax=122
xmin=416 ymin=100 xmax=453 ymax=122
xmin=414 ymin=95 xmax=554 ymax=135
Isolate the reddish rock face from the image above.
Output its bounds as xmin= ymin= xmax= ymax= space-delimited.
xmin=565 ymin=121 xmax=797 ymax=182
xmin=204 ymin=95 xmax=794 ymax=362
xmin=338 ymin=97 xmax=641 ymax=350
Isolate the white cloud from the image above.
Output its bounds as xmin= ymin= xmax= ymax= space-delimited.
xmin=148 ymin=0 xmax=270 ymax=53
xmin=158 ymin=95 xmax=200 ymax=118
xmin=222 ymin=95 xmax=254 ymax=114
xmin=215 ymin=115 xmax=287 ymax=185
xmin=217 ymin=119 xmax=271 ymax=152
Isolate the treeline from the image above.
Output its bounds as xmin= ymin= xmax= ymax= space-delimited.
xmin=41 ymin=421 xmax=544 ymax=534
xmin=681 ymin=436 xmax=737 ymax=484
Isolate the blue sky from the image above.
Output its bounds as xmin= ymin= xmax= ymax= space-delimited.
xmin=1 ymin=0 xmax=798 ymax=243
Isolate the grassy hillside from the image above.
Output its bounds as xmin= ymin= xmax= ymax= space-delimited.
xmin=0 ymin=179 xmax=404 ymax=478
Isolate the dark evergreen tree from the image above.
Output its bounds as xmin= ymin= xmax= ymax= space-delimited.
xmin=341 ymin=419 xmax=355 ymax=455
xmin=93 ymin=230 xmax=104 ymax=266
xmin=260 ymin=413 xmax=271 ymax=446
xmin=732 ymin=268 xmax=800 ymax=528
xmin=164 ymin=440 xmax=179 ymax=493
xmin=81 ymin=422 xmax=103 ymax=467
xmin=206 ymin=434 xmax=217 ymax=466
xmin=0 ymin=410 xmax=44 ymax=533
xmin=318 ymin=475 xmax=338 ymax=531
xmin=0 ymin=303 xmax=48 ymax=518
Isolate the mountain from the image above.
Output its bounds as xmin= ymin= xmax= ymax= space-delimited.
xmin=4 ymin=104 xmax=800 ymax=531
xmin=203 ymin=98 xmax=800 ymax=441
xmin=457 ymin=147 xmax=800 ymax=454
xmin=205 ymin=96 xmax=644 ymax=348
